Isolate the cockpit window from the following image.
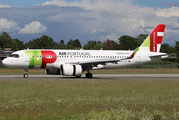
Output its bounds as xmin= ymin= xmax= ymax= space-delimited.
xmin=9 ymin=54 xmax=20 ymax=58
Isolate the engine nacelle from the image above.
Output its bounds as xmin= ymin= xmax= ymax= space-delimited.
xmin=60 ymin=64 xmax=82 ymax=77
xmin=46 ymin=69 xmax=61 ymax=75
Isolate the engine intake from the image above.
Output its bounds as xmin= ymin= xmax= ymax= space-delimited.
xmin=60 ymin=64 xmax=82 ymax=77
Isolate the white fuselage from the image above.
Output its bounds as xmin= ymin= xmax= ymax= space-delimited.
xmin=2 ymin=49 xmax=161 ymax=70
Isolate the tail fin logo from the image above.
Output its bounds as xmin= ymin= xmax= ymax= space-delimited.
xmin=150 ymin=24 xmax=165 ymax=52
xmin=129 ymin=24 xmax=166 ymax=59
xmin=140 ymin=24 xmax=166 ymax=52
xmin=151 ymin=32 xmax=163 ymax=52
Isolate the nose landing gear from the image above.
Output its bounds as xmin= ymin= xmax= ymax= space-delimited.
xmin=24 ymin=69 xmax=28 ymax=78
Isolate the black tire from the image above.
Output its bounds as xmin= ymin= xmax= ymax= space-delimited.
xmin=86 ymin=73 xmax=93 ymax=78
xmin=23 ymin=74 xmax=28 ymax=78
xmin=75 ymin=75 xmax=81 ymax=78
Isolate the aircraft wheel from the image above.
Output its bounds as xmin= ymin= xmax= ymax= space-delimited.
xmin=86 ymin=73 xmax=93 ymax=78
xmin=23 ymin=74 xmax=28 ymax=78
xmin=75 ymin=75 xmax=81 ymax=78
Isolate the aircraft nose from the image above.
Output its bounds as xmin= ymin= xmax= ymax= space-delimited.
xmin=2 ymin=58 xmax=11 ymax=67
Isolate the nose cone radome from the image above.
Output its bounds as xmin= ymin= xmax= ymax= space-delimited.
xmin=2 ymin=58 xmax=11 ymax=67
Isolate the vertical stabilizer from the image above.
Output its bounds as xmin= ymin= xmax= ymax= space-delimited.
xmin=129 ymin=24 xmax=166 ymax=59
xmin=140 ymin=24 xmax=166 ymax=52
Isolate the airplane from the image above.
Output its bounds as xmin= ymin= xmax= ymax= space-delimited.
xmin=2 ymin=24 xmax=168 ymax=78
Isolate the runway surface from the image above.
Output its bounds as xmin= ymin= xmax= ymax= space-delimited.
xmin=0 ymin=74 xmax=179 ymax=80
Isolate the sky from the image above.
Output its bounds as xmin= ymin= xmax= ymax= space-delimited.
xmin=0 ymin=0 xmax=179 ymax=47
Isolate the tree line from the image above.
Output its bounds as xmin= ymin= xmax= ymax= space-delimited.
xmin=0 ymin=32 xmax=179 ymax=63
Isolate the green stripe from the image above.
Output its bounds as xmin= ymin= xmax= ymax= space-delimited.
xmin=140 ymin=36 xmax=150 ymax=49
xmin=25 ymin=50 xmax=42 ymax=69
xmin=134 ymin=47 xmax=139 ymax=56
xmin=34 ymin=50 xmax=42 ymax=66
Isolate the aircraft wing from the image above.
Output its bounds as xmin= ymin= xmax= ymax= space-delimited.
xmin=79 ymin=59 xmax=121 ymax=65
xmin=65 ymin=58 xmax=121 ymax=65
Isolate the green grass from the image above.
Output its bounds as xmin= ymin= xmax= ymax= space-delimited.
xmin=0 ymin=79 xmax=179 ymax=119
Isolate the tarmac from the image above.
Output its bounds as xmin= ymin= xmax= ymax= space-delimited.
xmin=0 ymin=74 xmax=179 ymax=81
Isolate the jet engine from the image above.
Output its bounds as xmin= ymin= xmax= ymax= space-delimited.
xmin=46 ymin=69 xmax=61 ymax=75
xmin=60 ymin=64 xmax=82 ymax=77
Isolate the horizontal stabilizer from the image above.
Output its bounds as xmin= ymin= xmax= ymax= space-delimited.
xmin=161 ymin=55 xmax=169 ymax=59
xmin=149 ymin=53 xmax=167 ymax=57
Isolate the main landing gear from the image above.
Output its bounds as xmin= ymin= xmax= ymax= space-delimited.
xmin=86 ymin=72 xmax=93 ymax=78
xmin=24 ymin=69 xmax=28 ymax=78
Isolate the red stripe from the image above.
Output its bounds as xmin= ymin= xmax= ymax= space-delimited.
xmin=41 ymin=50 xmax=57 ymax=68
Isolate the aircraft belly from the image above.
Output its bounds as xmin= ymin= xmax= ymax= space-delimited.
xmin=104 ymin=61 xmax=139 ymax=69
xmin=46 ymin=63 xmax=55 ymax=69
xmin=11 ymin=62 xmax=29 ymax=69
xmin=33 ymin=65 xmax=41 ymax=69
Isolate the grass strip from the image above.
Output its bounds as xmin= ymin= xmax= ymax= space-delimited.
xmin=0 ymin=79 xmax=179 ymax=119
